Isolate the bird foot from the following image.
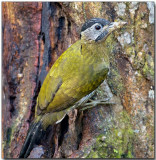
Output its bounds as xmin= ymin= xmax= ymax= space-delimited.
xmin=80 ymin=98 xmax=115 ymax=111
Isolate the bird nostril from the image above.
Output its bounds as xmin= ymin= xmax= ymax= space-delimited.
xmin=108 ymin=22 xmax=114 ymax=28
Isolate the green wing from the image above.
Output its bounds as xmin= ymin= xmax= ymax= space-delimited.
xmin=36 ymin=40 xmax=109 ymax=116
xmin=36 ymin=40 xmax=83 ymax=115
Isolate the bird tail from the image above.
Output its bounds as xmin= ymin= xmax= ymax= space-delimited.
xmin=19 ymin=118 xmax=46 ymax=158
xmin=19 ymin=110 xmax=67 ymax=158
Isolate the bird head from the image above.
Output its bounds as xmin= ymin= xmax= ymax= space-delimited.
xmin=80 ymin=18 xmax=127 ymax=43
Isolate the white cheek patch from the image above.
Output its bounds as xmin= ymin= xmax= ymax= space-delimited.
xmin=81 ymin=23 xmax=103 ymax=41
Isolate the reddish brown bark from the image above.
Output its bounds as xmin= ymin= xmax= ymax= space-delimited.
xmin=2 ymin=2 xmax=154 ymax=158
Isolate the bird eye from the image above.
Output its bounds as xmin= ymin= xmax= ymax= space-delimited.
xmin=95 ymin=25 xmax=101 ymax=30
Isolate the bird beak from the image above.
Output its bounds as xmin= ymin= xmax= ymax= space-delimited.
xmin=107 ymin=21 xmax=127 ymax=33
xmin=95 ymin=21 xmax=127 ymax=42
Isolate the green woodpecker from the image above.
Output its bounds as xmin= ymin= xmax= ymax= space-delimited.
xmin=19 ymin=18 xmax=126 ymax=158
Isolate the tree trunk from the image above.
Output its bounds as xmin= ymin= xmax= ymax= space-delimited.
xmin=2 ymin=2 xmax=154 ymax=158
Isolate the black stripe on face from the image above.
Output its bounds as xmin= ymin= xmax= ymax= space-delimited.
xmin=95 ymin=30 xmax=109 ymax=42
xmin=81 ymin=18 xmax=110 ymax=32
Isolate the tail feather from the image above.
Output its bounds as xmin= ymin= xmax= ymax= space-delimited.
xmin=19 ymin=120 xmax=44 ymax=158
xmin=19 ymin=111 xmax=67 ymax=158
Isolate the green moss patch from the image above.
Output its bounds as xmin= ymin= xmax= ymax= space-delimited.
xmin=86 ymin=111 xmax=134 ymax=158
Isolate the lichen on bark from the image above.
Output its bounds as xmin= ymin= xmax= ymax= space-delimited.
xmin=2 ymin=2 xmax=154 ymax=158
xmin=86 ymin=111 xmax=134 ymax=158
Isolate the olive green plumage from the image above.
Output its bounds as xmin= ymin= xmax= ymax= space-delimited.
xmin=36 ymin=40 xmax=109 ymax=116
xmin=19 ymin=18 xmax=126 ymax=158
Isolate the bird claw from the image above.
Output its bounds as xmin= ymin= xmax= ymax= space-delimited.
xmin=80 ymin=98 xmax=115 ymax=111
xmin=69 ymin=90 xmax=115 ymax=112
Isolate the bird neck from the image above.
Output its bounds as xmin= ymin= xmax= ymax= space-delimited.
xmin=80 ymin=39 xmax=109 ymax=61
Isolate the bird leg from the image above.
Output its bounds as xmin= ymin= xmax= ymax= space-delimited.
xmin=66 ymin=90 xmax=96 ymax=113
xmin=68 ymin=90 xmax=115 ymax=112
xmin=80 ymin=98 xmax=115 ymax=111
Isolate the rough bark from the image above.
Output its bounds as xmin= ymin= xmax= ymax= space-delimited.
xmin=2 ymin=2 xmax=154 ymax=158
